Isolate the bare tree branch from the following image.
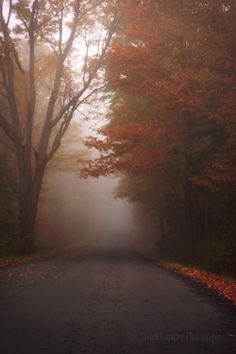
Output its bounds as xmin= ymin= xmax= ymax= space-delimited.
xmin=0 ymin=2 xmax=21 ymax=133
xmin=50 ymin=13 xmax=120 ymax=130
xmin=0 ymin=112 xmax=17 ymax=143
xmin=6 ymin=0 xmax=12 ymax=26
xmin=38 ymin=1 xmax=81 ymax=157
xmin=0 ymin=139 xmax=16 ymax=155
xmin=76 ymin=83 xmax=108 ymax=107
xmin=58 ymin=2 xmax=64 ymax=56
xmin=16 ymin=8 xmax=30 ymax=32
xmin=82 ymin=25 xmax=90 ymax=85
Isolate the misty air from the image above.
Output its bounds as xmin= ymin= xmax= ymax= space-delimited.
xmin=0 ymin=1 xmax=235 ymax=354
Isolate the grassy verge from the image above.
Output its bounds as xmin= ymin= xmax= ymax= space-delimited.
xmin=159 ymin=260 xmax=236 ymax=305
xmin=133 ymin=237 xmax=236 ymax=306
xmin=0 ymin=243 xmax=92 ymax=268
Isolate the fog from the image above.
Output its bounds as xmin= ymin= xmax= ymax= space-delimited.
xmin=37 ymin=165 xmax=137 ymax=254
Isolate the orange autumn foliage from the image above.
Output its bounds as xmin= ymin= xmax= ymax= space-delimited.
xmin=161 ymin=261 xmax=236 ymax=305
xmin=81 ymin=0 xmax=236 ymax=275
xmin=83 ymin=0 xmax=236 ymax=191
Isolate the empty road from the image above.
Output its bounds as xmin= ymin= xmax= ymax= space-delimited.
xmin=0 ymin=249 xmax=236 ymax=354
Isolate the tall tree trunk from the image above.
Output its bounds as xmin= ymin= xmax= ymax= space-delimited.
xmin=18 ymin=155 xmax=45 ymax=254
xmin=183 ymin=113 xmax=195 ymax=245
xmin=19 ymin=198 xmax=37 ymax=254
xmin=184 ymin=174 xmax=194 ymax=245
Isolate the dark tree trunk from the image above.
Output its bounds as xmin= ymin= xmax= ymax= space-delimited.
xmin=183 ymin=112 xmax=195 ymax=245
xmin=19 ymin=189 xmax=37 ymax=254
xmin=184 ymin=176 xmax=194 ymax=244
xmin=17 ymin=154 xmax=46 ymax=254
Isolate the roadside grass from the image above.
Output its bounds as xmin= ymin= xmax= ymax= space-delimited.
xmin=158 ymin=260 xmax=236 ymax=306
xmin=133 ymin=237 xmax=236 ymax=306
xmin=0 ymin=238 xmax=94 ymax=268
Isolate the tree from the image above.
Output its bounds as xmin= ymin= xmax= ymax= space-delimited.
xmin=0 ymin=152 xmax=18 ymax=255
xmin=0 ymin=0 xmax=119 ymax=253
xmin=81 ymin=0 xmax=236 ymax=270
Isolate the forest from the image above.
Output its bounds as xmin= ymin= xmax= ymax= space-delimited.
xmin=81 ymin=0 xmax=236 ymax=276
xmin=0 ymin=0 xmax=236 ymax=277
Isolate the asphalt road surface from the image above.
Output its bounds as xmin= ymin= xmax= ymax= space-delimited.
xmin=0 ymin=249 xmax=236 ymax=354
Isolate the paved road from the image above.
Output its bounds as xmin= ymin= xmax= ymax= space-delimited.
xmin=0 ymin=249 xmax=236 ymax=354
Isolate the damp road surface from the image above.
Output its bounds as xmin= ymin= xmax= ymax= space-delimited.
xmin=0 ymin=249 xmax=236 ymax=354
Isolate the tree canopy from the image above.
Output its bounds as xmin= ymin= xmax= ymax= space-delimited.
xmin=82 ymin=0 xmax=236 ymax=272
